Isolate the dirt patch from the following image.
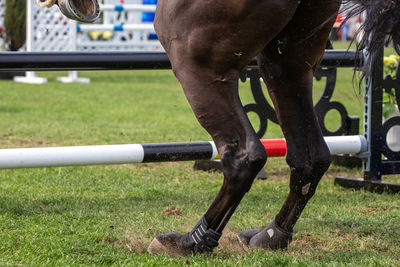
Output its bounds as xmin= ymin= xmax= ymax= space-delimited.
xmin=162 ymin=206 xmax=183 ymax=216
xmin=123 ymin=224 xmax=397 ymax=257
xmin=101 ymin=228 xmax=149 ymax=254
xmin=215 ymin=227 xmax=248 ymax=255
xmin=124 ymin=229 xmax=149 ymax=254
xmin=0 ymin=135 xmax=57 ymax=148
xmin=0 ymin=133 xmax=64 ymax=148
xmin=359 ymin=207 xmax=387 ymax=213
xmin=124 ymin=226 xmax=248 ymax=256
xmin=290 ymin=232 xmax=319 ymax=249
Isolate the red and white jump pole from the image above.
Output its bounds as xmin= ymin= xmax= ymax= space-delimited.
xmin=0 ymin=135 xmax=367 ymax=169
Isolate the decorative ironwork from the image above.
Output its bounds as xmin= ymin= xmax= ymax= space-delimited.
xmin=240 ymin=66 xmax=359 ymax=139
xmin=239 ymin=69 xmax=277 ymax=138
xmin=314 ymin=67 xmax=360 ymax=136
xmin=335 ymin=51 xmax=400 ymax=193
xmin=382 ymin=60 xmax=400 ymax=161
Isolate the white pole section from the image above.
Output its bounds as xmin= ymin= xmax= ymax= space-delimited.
xmin=0 ymin=144 xmax=144 ymax=169
xmin=0 ymin=136 xmax=367 ymax=169
xmin=77 ymin=24 xmax=155 ymax=32
xmin=100 ymin=4 xmax=157 ymax=12
xmin=324 ymin=135 xmax=367 ymax=155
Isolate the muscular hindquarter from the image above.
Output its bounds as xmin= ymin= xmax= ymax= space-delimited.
xmin=154 ymin=0 xmax=300 ymax=74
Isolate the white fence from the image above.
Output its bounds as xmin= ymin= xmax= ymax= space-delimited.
xmin=14 ymin=0 xmax=80 ymax=83
xmin=0 ymin=0 xmax=161 ymax=83
xmin=77 ymin=0 xmax=161 ymax=51
xmin=0 ymin=0 xmax=161 ymax=52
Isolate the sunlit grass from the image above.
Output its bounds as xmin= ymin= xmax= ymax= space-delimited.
xmin=0 ymin=44 xmax=399 ymax=265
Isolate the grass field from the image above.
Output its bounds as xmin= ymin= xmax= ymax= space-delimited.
xmin=0 ymin=44 xmax=399 ymax=266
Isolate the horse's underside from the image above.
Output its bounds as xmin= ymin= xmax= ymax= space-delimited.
xmin=40 ymin=0 xmax=400 ymax=256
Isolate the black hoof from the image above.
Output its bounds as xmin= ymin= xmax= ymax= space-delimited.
xmin=147 ymin=232 xmax=194 ymax=256
xmin=238 ymin=219 xmax=292 ymax=250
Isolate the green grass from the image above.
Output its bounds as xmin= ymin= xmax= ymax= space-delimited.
xmin=0 ymin=44 xmax=399 ymax=266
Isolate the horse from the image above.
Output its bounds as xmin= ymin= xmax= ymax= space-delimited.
xmin=38 ymin=0 xmax=400 ymax=256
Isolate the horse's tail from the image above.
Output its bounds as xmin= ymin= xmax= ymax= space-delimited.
xmin=346 ymin=0 xmax=400 ymax=73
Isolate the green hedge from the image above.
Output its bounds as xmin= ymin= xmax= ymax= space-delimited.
xmin=4 ymin=0 xmax=26 ymax=51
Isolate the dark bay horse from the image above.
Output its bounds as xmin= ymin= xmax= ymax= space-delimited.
xmin=41 ymin=0 xmax=400 ymax=256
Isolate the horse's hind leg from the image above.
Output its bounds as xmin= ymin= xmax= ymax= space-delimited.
xmin=238 ymin=0 xmax=340 ymax=249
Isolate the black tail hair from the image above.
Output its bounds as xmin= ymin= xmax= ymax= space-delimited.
xmin=344 ymin=0 xmax=400 ymax=74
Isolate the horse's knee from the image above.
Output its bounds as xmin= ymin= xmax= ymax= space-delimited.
xmin=221 ymin=139 xmax=267 ymax=194
xmin=221 ymin=139 xmax=267 ymax=173
xmin=287 ymin=148 xmax=331 ymax=198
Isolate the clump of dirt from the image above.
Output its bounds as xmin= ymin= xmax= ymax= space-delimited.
xmin=216 ymin=227 xmax=248 ymax=255
xmin=162 ymin=206 xmax=182 ymax=216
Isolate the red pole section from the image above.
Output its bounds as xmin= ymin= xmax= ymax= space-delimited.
xmin=260 ymin=139 xmax=287 ymax=157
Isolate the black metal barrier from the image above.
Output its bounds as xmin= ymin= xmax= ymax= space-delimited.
xmin=0 ymin=50 xmax=398 ymax=193
xmin=335 ymin=50 xmax=400 ymax=193
xmin=0 ymin=50 xmax=362 ymax=71
xmin=240 ymin=49 xmax=399 ymax=193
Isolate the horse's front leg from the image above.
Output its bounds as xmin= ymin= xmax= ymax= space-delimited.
xmin=147 ymin=64 xmax=267 ymax=256
xmin=238 ymin=0 xmax=340 ymax=250
xmin=148 ymin=0 xmax=298 ymax=256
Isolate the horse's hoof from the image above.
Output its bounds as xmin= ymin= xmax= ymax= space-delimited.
xmin=238 ymin=219 xmax=292 ymax=250
xmin=147 ymin=232 xmax=194 ymax=257
xmin=56 ymin=0 xmax=100 ymax=23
